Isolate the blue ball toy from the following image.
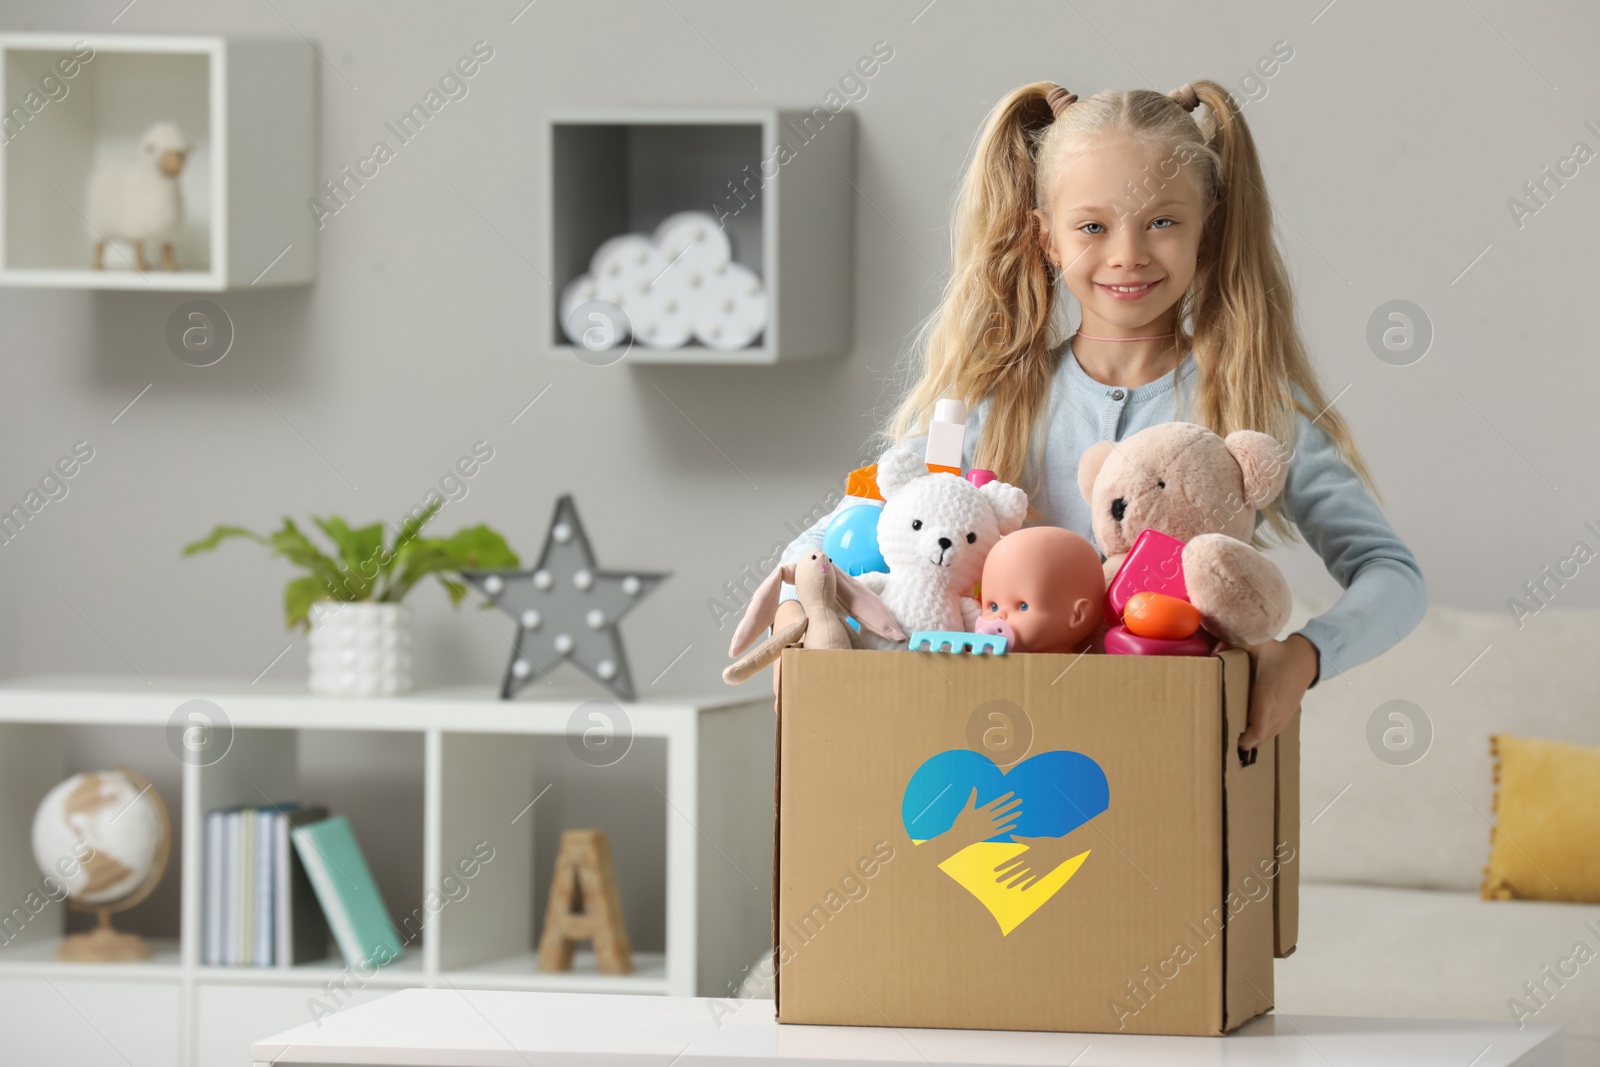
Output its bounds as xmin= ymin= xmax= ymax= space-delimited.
xmin=823 ymin=504 xmax=887 ymax=577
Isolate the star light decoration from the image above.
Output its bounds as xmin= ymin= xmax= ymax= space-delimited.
xmin=459 ymin=495 xmax=669 ymax=701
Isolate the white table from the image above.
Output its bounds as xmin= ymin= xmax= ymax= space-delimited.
xmin=253 ymin=988 xmax=1565 ymax=1066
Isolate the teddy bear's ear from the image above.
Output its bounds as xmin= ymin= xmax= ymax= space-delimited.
xmin=1225 ymin=430 xmax=1291 ymax=509
xmin=1077 ymin=440 xmax=1115 ymax=504
xmin=979 ymin=481 xmax=1029 ymax=536
xmin=874 ymin=447 xmax=927 ymax=499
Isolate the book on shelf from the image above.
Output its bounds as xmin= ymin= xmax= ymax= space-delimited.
xmin=275 ymin=807 xmax=331 ymax=967
xmin=223 ymin=808 xmax=243 ymax=966
xmin=202 ymin=802 xmax=333 ymax=968
xmin=291 ymin=815 xmax=404 ymax=971
xmin=253 ymin=808 xmax=275 ymax=966
xmin=202 ymin=808 xmax=226 ymax=966
xmin=239 ymin=808 xmax=254 ymax=965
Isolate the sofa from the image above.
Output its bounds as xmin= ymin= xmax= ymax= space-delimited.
xmin=1276 ymin=587 xmax=1600 ymax=1061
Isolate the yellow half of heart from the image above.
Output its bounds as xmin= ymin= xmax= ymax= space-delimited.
xmin=936 ymin=842 xmax=1091 ymax=936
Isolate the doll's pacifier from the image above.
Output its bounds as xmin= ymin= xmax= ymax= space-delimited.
xmin=973 ymin=615 xmax=1013 ymax=645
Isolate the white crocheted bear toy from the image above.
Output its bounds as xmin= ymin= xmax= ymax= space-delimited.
xmin=853 ymin=447 xmax=1029 ymax=650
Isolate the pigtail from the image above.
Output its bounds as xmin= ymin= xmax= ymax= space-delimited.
xmin=879 ymin=78 xmax=1384 ymax=548
xmin=1182 ymin=80 xmax=1384 ymax=542
xmin=879 ymin=82 xmax=1064 ymax=509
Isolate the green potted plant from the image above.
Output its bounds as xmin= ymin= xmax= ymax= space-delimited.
xmin=183 ymin=499 xmax=518 ymax=696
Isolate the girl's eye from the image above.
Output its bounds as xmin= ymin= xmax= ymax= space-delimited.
xmin=965 ymin=532 xmax=976 ymax=544
xmin=988 ymin=602 xmax=997 ymax=612
xmin=1082 ymin=217 xmax=1174 ymax=237
xmin=911 ymin=519 xmax=922 ymax=530
xmin=1018 ymin=602 xmax=1029 ymax=611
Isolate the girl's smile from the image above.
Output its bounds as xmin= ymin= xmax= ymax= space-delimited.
xmin=1096 ymin=278 xmax=1163 ymax=301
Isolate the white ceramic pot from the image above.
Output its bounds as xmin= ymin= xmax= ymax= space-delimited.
xmin=307 ymin=602 xmax=413 ymax=697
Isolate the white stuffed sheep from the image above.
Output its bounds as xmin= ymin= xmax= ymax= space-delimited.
xmin=852 ymin=447 xmax=1029 ymax=650
xmin=86 ymin=121 xmax=190 ymax=272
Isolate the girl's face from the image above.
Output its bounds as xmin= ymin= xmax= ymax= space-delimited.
xmin=1033 ymin=133 xmax=1215 ymax=335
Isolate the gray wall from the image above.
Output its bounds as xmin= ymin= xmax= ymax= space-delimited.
xmin=2 ymin=0 xmax=1596 ymax=948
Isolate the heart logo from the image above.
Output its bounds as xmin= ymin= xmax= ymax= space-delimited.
xmin=901 ymin=749 xmax=1109 ymax=935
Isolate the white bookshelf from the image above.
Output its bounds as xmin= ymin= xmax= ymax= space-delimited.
xmin=0 ymin=34 xmax=316 ymax=290
xmin=544 ymin=107 xmax=855 ymax=364
xmin=0 ymin=676 xmax=773 ymax=1067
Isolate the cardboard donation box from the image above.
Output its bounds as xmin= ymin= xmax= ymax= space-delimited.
xmin=773 ymin=646 xmax=1299 ymax=1037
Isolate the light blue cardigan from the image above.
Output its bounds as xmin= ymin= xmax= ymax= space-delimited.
xmin=775 ymin=343 xmax=1428 ymax=687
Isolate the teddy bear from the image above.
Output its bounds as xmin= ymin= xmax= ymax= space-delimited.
xmin=1076 ymin=421 xmax=1293 ymax=649
xmin=851 ymin=447 xmax=1029 ymax=650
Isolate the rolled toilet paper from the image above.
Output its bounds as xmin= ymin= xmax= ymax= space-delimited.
xmin=690 ymin=261 xmax=767 ymax=350
xmin=560 ymin=273 xmax=631 ymax=349
xmin=590 ymin=234 xmax=668 ymax=322
xmin=653 ymin=211 xmax=733 ymax=275
xmin=560 ymin=274 xmax=602 ymax=323
xmin=590 ymin=234 xmax=665 ymax=282
xmin=630 ymin=279 xmax=694 ymax=349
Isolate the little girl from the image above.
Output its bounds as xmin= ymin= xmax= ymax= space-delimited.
xmin=766 ymin=79 xmax=1426 ymax=751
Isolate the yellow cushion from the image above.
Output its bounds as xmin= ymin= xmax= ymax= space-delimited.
xmin=1483 ymin=734 xmax=1600 ymax=902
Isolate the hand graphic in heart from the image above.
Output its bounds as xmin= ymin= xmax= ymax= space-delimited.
xmin=901 ymin=749 xmax=1109 ymax=935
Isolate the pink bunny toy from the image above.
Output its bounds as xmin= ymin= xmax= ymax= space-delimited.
xmin=723 ymin=550 xmax=907 ymax=685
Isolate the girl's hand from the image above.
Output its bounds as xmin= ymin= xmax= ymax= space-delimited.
xmin=1221 ymin=632 xmax=1319 ymax=751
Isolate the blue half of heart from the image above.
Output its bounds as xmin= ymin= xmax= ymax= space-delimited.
xmin=901 ymin=749 xmax=1110 ymax=842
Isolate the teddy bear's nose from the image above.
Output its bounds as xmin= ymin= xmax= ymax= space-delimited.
xmin=937 ymin=536 xmax=952 ymax=550
xmin=1111 ymin=497 xmax=1127 ymax=522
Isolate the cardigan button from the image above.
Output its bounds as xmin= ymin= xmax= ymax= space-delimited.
xmin=1110 ymin=388 xmax=1126 ymax=401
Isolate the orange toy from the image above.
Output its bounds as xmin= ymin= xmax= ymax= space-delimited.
xmin=845 ymin=465 xmax=884 ymax=502
xmin=974 ymin=527 xmax=1104 ymax=654
xmin=1122 ymin=591 xmax=1202 ymax=641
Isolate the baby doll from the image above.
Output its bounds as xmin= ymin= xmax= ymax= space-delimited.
xmin=974 ymin=527 xmax=1105 ymax=654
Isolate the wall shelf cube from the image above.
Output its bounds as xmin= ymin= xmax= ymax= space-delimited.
xmin=544 ymin=108 xmax=855 ymax=365
xmin=0 ymin=34 xmax=315 ymax=290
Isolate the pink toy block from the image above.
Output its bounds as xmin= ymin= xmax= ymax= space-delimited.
xmin=1106 ymin=528 xmax=1189 ymax=620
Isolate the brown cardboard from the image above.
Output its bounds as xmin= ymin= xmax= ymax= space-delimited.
xmin=1273 ymin=706 xmax=1301 ymax=959
xmin=773 ymin=646 xmax=1291 ymax=1037
xmin=1220 ymin=648 xmax=1275 ymax=1028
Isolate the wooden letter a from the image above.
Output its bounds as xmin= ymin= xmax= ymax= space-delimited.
xmin=537 ymin=828 xmax=633 ymax=974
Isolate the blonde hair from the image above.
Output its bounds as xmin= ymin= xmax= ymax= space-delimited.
xmin=875 ymin=79 xmax=1380 ymax=546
